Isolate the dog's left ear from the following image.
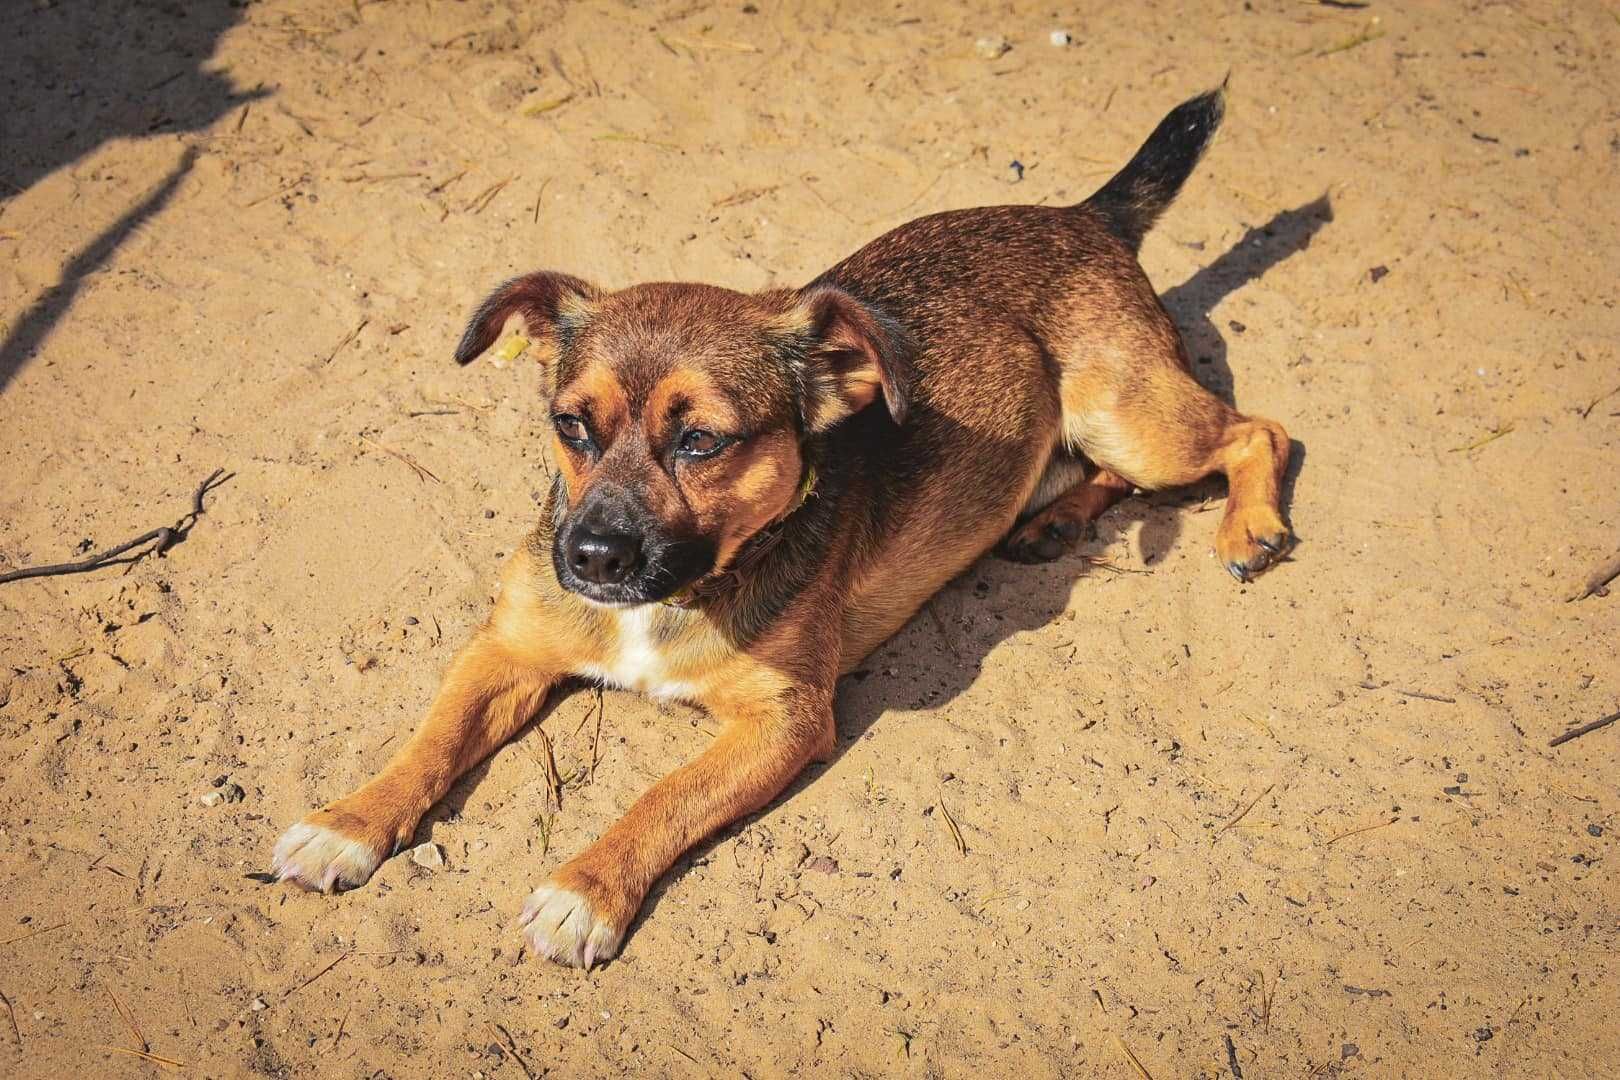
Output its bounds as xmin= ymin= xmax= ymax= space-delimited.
xmin=791 ymin=285 xmax=914 ymax=430
xmin=454 ymin=271 xmax=601 ymax=365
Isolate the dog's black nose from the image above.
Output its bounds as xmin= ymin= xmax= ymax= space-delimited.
xmin=568 ymin=528 xmax=641 ymax=585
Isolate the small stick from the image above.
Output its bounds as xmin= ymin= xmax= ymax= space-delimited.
xmin=1111 ymin=1034 xmax=1153 ymax=1079
xmin=464 ymin=177 xmax=513 ymax=214
xmin=0 ymin=987 xmax=20 ymax=1046
xmin=358 ymin=434 xmax=441 ymax=483
xmin=1215 ymin=783 xmax=1274 ymax=839
xmin=427 ymin=168 xmax=467 ymax=195
xmin=0 ymin=922 xmax=66 ymax=948
xmin=331 ymin=1004 xmax=351 ymax=1051
xmin=1390 ymin=688 xmax=1457 ymax=704
xmin=490 ymin=1022 xmax=537 ymax=1080
xmin=938 ymin=797 xmax=967 ymax=856
xmin=1322 ymin=817 xmax=1399 ymax=846
xmin=0 ymin=470 xmax=228 ymax=585
xmin=1549 ymin=710 xmax=1620 ymax=748
xmin=1580 ymin=381 xmax=1620 ymax=419
xmin=323 ymin=318 xmax=369 ymax=364
xmin=284 ymin=950 xmax=351 ymax=997
xmin=589 ymin=687 xmax=605 ymax=782
xmin=107 ymin=987 xmax=148 ymax=1052
xmin=533 ymin=177 xmax=550 ymax=224
xmin=1225 ymin=1033 xmax=1243 ymax=1079
xmin=1448 ymin=423 xmax=1515 ymax=454
xmin=100 ymin=1045 xmax=185 ymax=1069
xmin=1567 ymin=550 xmax=1620 ymax=602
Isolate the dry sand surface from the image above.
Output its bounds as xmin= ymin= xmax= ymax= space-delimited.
xmin=2 ymin=1 xmax=1618 ymax=1076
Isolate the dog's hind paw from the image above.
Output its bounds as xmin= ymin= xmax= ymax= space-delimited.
xmin=1214 ymin=504 xmax=1291 ymax=582
xmin=517 ymin=881 xmax=627 ymax=969
xmin=998 ymin=514 xmax=1088 ymax=564
xmin=270 ymin=819 xmax=386 ymax=894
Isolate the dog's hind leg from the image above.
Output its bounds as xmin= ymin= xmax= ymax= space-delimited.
xmin=1000 ymin=461 xmax=1135 ymax=563
xmin=1038 ymin=274 xmax=1292 ymax=580
xmin=1063 ymin=353 xmax=1291 ymax=581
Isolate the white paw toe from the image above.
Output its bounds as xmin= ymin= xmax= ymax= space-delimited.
xmin=517 ymin=883 xmax=625 ymax=969
xmin=270 ymin=821 xmax=384 ymax=893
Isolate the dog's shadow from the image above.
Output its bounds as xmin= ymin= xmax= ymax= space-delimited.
xmin=420 ymin=196 xmax=1332 ymax=957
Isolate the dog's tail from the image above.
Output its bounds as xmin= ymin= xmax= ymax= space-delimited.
xmin=1081 ymin=81 xmax=1226 ymax=251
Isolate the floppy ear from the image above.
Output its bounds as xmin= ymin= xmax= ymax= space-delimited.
xmin=793 ymin=284 xmax=914 ymax=430
xmin=453 ymin=271 xmax=601 ymax=365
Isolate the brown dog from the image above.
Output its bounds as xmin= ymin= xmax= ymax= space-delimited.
xmin=270 ymin=85 xmax=1291 ymax=967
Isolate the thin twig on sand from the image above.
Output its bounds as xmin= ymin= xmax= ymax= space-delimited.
xmin=1548 ymin=710 xmax=1620 ymax=748
xmin=1567 ymin=550 xmax=1620 ymax=602
xmin=1215 ymin=783 xmax=1274 ymax=839
xmin=0 ymin=471 xmax=228 ymax=585
xmin=358 ymin=434 xmax=441 ymax=483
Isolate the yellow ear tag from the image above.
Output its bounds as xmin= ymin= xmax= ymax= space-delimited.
xmin=493 ymin=334 xmax=530 ymax=362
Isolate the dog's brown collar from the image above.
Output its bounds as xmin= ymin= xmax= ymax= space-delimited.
xmin=660 ymin=463 xmax=818 ymax=609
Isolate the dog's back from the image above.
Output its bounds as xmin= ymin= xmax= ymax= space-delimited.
xmin=824 ymin=88 xmax=1235 ymax=660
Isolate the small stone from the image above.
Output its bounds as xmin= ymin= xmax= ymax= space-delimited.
xmin=1341 ymin=1043 xmax=1361 ymax=1060
xmin=484 ymin=509 xmax=496 ymax=519
xmin=1474 ymin=1026 xmax=1494 ymax=1042
xmin=1139 ymin=875 xmax=1156 ymax=890
xmin=554 ymin=1014 xmax=570 ymax=1029
xmin=1368 ymin=264 xmax=1390 ymax=283
xmin=804 ymin=855 xmax=840 ymax=874
xmin=221 ymin=782 xmax=246 ymax=804
xmin=1587 ymin=824 xmax=1603 ymax=837
xmin=404 ymin=616 xmax=419 ymax=625
xmin=410 ymin=842 xmax=445 ymax=870
xmin=212 ymin=775 xmax=227 ymax=788
xmin=1049 ymin=29 xmax=1071 ymax=46
xmin=974 ymin=35 xmax=1010 ymax=59
xmin=33 ymin=1012 xmax=45 ymax=1021
xmin=1228 ymin=320 xmax=1247 ymax=334
xmin=250 ymin=997 xmax=267 ymax=1012
xmin=199 ymin=791 xmax=224 ymax=807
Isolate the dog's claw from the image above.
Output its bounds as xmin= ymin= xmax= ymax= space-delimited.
xmin=1227 ymin=561 xmax=1251 ymax=583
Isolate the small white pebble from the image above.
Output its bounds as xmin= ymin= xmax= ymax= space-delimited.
xmin=1049 ymin=30 xmax=1071 ymax=47
xmin=410 ymin=842 xmax=445 ymax=870
xmin=974 ymin=35 xmax=1010 ymax=59
xmin=198 ymin=791 xmax=224 ymax=807
xmin=250 ymin=997 xmax=267 ymax=1012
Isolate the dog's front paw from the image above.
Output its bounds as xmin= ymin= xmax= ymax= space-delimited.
xmin=1215 ymin=504 xmax=1291 ymax=582
xmin=517 ymin=865 xmax=634 ymax=969
xmin=270 ymin=811 xmax=390 ymax=894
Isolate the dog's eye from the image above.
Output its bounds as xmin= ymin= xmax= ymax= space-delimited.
xmin=553 ymin=414 xmax=590 ymax=445
xmin=677 ymin=429 xmax=725 ymax=457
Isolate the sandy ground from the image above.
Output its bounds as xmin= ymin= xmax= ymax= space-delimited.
xmin=2 ymin=1 xmax=1618 ymax=1076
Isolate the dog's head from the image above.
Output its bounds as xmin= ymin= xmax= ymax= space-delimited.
xmin=455 ymin=273 xmax=912 ymax=606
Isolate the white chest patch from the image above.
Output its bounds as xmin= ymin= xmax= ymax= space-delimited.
xmin=575 ymin=605 xmax=698 ymax=702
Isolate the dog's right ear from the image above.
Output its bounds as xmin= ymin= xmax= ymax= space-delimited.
xmin=453 ymin=272 xmax=601 ymax=365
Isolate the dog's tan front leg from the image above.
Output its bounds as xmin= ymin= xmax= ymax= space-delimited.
xmin=519 ymin=676 xmax=833 ymax=968
xmin=271 ymin=629 xmax=556 ymax=892
xmin=272 ymin=550 xmax=564 ymax=892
